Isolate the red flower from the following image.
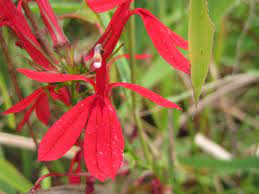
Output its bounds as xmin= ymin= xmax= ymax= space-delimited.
xmin=35 ymin=0 xmax=69 ymax=48
xmin=3 ymin=86 xmax=70 ymax=131
xmin=16 ymin=61 xmax=181 ymax=181
xmin=85 ymin=0 xmax=190 ymax=73
xmin=0 ymin=0 xmax=55 ymax=70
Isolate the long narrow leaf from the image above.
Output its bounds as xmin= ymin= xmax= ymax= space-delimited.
xmin=189 ymin=0 xmax=214 ymax=105
xmin=0 ymin=159 xmax=33 ymax=192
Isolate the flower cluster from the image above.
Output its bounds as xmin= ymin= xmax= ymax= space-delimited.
xmin=2 ymin=0 xmax=189 ymax=181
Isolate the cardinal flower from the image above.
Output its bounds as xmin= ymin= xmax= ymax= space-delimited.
xmin=15 ymin=62 xmax=181 ymax=181
xmin=85 ymin=0 xmax=190 ymax=73
xmin=0 ymin=0 xmax=55 ymax=70
xmin=3 ymin=86 xmax=70 ymax=131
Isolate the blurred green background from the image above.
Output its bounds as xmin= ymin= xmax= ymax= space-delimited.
xmin=0 ymin=0 xmax=258 ymax=193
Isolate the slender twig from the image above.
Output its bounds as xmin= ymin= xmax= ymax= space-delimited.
xmin=22 ymin=0 xmax=56 ymax=62
xmin=168 ymin=110 xmax=176 ymax=165
xmin=0 ymin=29 xmax=23 ymax=100
xmin=179 ymin=75 xmax=259 ymax=126
xmin=167 ymin=110 xmax=177 ymax=191
xmin=219 ymin=99 xmax=259 ymax=129
xmin=140 ymin=73 xmax=257 ymax=117
xmin=0 ymin=29 xmax=55 ymax=172
xmin=0 ymin=132 xmax=78 ymax=159
xmin=0 ymin=30 xmax=40 ymax=146
xmin=194 ymin=133 xmax=233 ymax=160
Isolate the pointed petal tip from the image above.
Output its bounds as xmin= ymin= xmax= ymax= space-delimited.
xmin=16 ymin=68 xmax=30 ymax=75
xmin=176 ymin=106 xmax=183 ymax=111
xmin=132 ymin=8 xmax=191 ymax=74
xmin=2 ymin=110 xmax=10 ymax=115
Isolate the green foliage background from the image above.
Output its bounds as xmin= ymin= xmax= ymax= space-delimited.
xmin=0 ymin=0 xmax=258 ymax=193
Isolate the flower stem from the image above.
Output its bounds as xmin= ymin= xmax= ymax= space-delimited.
xmin=0 ymin=29 xmax=23 ymax=101
xmin=0 ymin=28 xmax=54 ymax=173
xmin=128 ymin=3 xmax=152 ymax=167
xmin=159 ymin=0 xmax=166 ymax=20
xmin=22 ymin=0 xmax=56 ymax=62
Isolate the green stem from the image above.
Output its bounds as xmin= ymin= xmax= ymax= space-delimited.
xmin=159 ymin=0 xmax=166 ymax=20
xmin=128 ymin=3 xmax=152 ymax=167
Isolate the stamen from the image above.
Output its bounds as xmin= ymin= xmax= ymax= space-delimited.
xmin=93 ymin=44 xmax=103 ymax=69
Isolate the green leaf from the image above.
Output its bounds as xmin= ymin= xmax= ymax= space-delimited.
xmin=188 ymin=0 xmax=215 ymax=105
xmin=0 ymin=180 xmax=16 ymax=194
xmin=0 ymin=159 xmax=33 ymax=193
xmin=180 ymin=156 xmax=259 ymax=175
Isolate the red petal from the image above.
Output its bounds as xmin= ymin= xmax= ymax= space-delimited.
xmin=38 ymin=96 xmax=94 ymax=161
xmin=49 ymin=87 xmax=71 ymax=106
xmin=35 ymin=94 xmax=50 ymax=125
xmin=17 ymin=103 xmax=36 ymax=131
xmin=0 ymin=0 xmax=55 ymax=70
xmin=17 ymin=68 xmax=96 ymax=88
xmin=36 ymin=0 xmax=69 ymax=47
xmin=98 ymin=98 xmax=124 ymax=177
xmin=84 ymin=100 xmax=106 ymax=181
xmin=109 ymin=82 xmax=182 ymax=110
xmin=3 ymin=88 xmax=44 ymax=114
xmin=84 ymin=2 xmax=131 ymax=62
xmin=86 ymin=0 xmax=130 ymax=12
xmin=132 ymin=8 xmax=190 ymax=74
xmin=84 ymin=97 xmax=124 ymax=181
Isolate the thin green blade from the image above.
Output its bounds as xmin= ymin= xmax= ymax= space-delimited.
xmin=0 ymin=159 xmax=33 ymax=193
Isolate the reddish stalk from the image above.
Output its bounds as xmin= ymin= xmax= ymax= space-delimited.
xmin=30 ymin=172 xmax=91 ymax=194
xmin=0 ymin=28 xmax=54 ymax=173
xmin=0 ymin=29 xmax=23 ymax=100
xmin=21 ymin=0 xmax=57 ymax=62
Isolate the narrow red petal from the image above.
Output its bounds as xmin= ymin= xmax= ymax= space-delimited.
xmin=132 ymin=8 xmax=190 ymax=74
xmin=84 ymin=2 xmax=131 ymax=62
xmin=84 ymin=97 xmax=124 ymax=181
xmin=86 ymin=0 xmax=130 ymax=12
xmin=38 ymin=96 xmax=94 ymax=161
xmin=109 ymin=82 xmax=182 ymax=110
xmin=17 ymin=103 xmax=36 ymax=131
xmin=84 ymin=99 xmax=106 ymax=181
xmin=3 ymin=88 xmax=44 ymax=114
xmin=0 ymin=0 xmax=55 ymax=70
xmin=49 ymin=87 xmax=71 ymax=106
xmin=36 ymin=0 xmax=69 ymax=47
xmin=35 ymin=94 xmax=50 ymax=125
xmin=17 ymin=68 xmax=96 ymax=88
xmin=96 ymin=100 xmax=113 ymax=177
xmin=97 ymin=98 xmax=124 ymax=178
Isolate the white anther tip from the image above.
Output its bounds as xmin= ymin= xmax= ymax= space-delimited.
xmin=94 ymin=61 xmax=102 ymax=68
